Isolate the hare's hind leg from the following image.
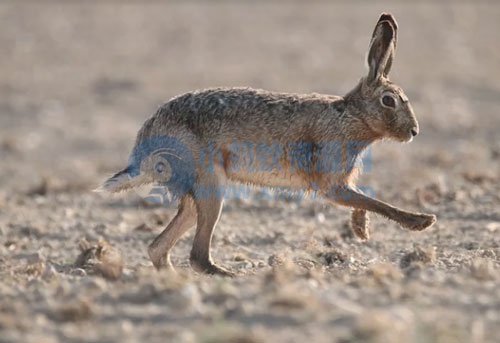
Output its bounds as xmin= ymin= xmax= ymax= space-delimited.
xmin=148 ymin=194 xmax=197 ymax=270
xmin=190 ymin=169 xmax=235 ymax=277
xmin=328 ymin=186 xmax=436 ymax=231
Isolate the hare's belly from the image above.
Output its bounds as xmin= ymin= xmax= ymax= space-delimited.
xmin=225 ymin=161 xmax=351 ymax=191
xmin=222 ymin=141 xmax=352 ymax=189
xmin=226 ymin=168 xmax=311 ymax=189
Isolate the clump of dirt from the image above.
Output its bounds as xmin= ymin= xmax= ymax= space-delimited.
xmin=269 ymin=293 xmax=311 ymax=310
xmin=368 ymin=263 xmax=404 ymax=285
xmin=48 ymin=299 xmax=94 ymax=322
xmin=470 ymin=258 xmax=496 ymax=281
xmin=74 ymin=238 xmax=124 ymax=280
xmin=462 ymin=171 xmax=497 ymax=184
xmin=267 ymin=252 xmax=293 ymax=268
xmin=264 ymin=254 xmax=296 ymax=286
xmin=400 ymin=245 xmax=436 ymax=269
xmin=350 ymin=309 xmax=413 ymax=343
xmin=416 ymin=181 xmax=447 ymax=205
xmin=317 ymin=248 xmax=348 ymax=266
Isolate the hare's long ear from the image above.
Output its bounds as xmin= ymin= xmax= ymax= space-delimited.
xmin=366 ymin=13 xmax=398 ymax=83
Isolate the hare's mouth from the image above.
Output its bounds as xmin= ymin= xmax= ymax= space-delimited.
xmin=392 ymin=126 xmax=418 ymax=143
xmin=400 ymin=132 xmax=415 ymax=143
xmin=391 ymin=132 xmax=413 ymax=143
xmin=403 ymin=127 xmax=418 ymax=143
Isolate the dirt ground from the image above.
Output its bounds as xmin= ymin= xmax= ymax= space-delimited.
xmin=1 ymin=2 xmax=499 ymax=343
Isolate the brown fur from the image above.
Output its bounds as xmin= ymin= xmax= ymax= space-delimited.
xmin=100 ymin=13 xmax=436 ymax=276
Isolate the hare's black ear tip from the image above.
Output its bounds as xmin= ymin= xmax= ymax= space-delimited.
xmin=378 ymin=13 xmax=398 ymax=28
xmin=379 ymin=12 xmax=393 ymax=20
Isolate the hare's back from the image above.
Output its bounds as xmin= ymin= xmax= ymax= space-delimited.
xmin=155 ymin=87 xmax=342 ymax=141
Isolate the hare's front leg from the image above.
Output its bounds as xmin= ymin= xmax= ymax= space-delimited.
xmin=327 ymin=186 xmax=436 ymax=231
xmin=351 ymin=209 xmax=370 ymax=240
xmin=148 ymin=195 xmax=197 ymax=270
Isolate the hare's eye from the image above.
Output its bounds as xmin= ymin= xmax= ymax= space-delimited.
xmin=381 ymin=95 xmax=396 ymax=108
xmin=155 ymin=161 xmax=167 ymax=173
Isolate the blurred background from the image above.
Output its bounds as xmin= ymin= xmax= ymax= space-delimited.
xmin=0 ymin=2 xmax=499 ymax=343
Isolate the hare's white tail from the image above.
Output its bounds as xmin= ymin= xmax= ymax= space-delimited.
xmin=95 ymin=167 xmax=159 ymax=193
xmin=95 ymin=168 xmax=132 ymax=193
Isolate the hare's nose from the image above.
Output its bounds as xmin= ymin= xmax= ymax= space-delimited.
xmin=410 ymin=127 xmax=419 ymax=137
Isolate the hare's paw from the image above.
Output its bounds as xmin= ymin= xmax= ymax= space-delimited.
xmin=205 ymin=264 xmax=236 ymax=277
xmin=402 ymin=213 xmax=436 ymax=231
xmin=191 ymin=259 xmax=236 ymax=277
xmin=351 ymin=209 xmax=370 ymax=240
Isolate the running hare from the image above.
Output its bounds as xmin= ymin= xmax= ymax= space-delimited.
xmin=100 ymin=13 xmax=436 ymax=276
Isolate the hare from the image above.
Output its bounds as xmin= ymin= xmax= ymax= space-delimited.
xmin=99 ymin=13 xmax=436 ymax=276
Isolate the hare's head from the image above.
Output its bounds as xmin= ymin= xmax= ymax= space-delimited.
xmin=348 ymin=14 xmax=419 ymax=143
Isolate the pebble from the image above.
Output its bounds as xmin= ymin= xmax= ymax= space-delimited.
xmin=42 ymin=264 xmax=59 ymax=281
xmin=71 ymin=268 xmax=87 ymax=277
xmin=470 ymin=258 xmax=495 ymax=281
